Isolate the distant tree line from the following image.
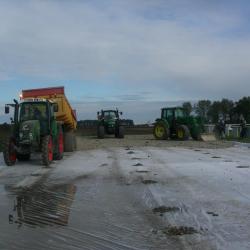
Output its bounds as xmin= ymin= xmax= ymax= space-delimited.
xmin=182 ymin=97 xmax=250 ymax=123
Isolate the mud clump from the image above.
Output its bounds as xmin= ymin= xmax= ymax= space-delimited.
xmin=153 ymin=206 xmax=180 ymax=214
xmin=207 ymin=211 xmax=219 ymax=217
xmin=133 ymin=163 xmax=143 ymax=166
xmin=142 ymin=180 xmax=157 ymax=184
xmin=127 ymin=151 xmax=135 ymax=155
xmin=163 ymin=226 xmax=198 ymax=236
xmin=99 ymin=163 xmax=108 ymax=167
xmin=131 ymin=157 xmax=141 ymax=160
xmin=236 ymin=165 xmax=250 ymax=169
xmin=136 ymin=170 xmax=149 ymax=173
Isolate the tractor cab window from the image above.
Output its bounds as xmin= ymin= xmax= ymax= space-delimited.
xmin=175 ymin=109 xmax=184 ymax=118
xmin=20 ymin=103 xmax=48 ymax=122
xmin=103 ymin=111 xmax=117 ymax=120
xmin=162 ymin=109 xmax=174 ymax=120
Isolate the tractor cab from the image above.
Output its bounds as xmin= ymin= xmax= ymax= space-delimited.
xmin=161 ymin=107 xmax=185 ymax=121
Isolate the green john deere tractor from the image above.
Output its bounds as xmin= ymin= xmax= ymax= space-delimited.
xmin=153 ymin=107 xmax=204 ymax=140
xmin=3 ymin=99 xmax=64 ymax=166
xmin=97 ymin=109 xmax=125 ymax=139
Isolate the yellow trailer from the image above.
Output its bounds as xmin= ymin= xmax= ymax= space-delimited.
xmin=22 ymin=86 xmax=77 ymax=131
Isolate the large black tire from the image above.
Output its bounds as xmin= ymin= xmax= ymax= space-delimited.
xmin=176 ymin=125 xmax=190 ymax=140
xmin=117 ymin=126 xmax=125 ymax=139
xmin=17 ymin=153 xmax=30 ymax=161
xmin=3 ymin=138 xmax=17 ymax=166
xmin=64 ymin=132 xmax=76 ymax=152
xmin=97 ymin=126 xmax=105 ymax=139
xmin=41 ymin=135 xmax=53 ymax=166
xmin=153 ymin=121 xmax=169 ymax=140
xmin=54 ymin=126 xmax=64 ymax=160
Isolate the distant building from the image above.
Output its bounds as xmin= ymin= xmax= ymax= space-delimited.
xmin=77 ymin=119 xmax=134 ymax=128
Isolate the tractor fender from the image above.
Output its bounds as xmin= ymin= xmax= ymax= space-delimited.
xmin=155 ymin=118 xmax=169 ymax=128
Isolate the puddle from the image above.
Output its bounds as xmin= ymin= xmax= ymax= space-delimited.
xmin=194 ymin=149 xmax=201 ymax=152
xmin=224 ymin=160 xmax=233 ymax=162
xmin=236 ymin=166 xmax=250 ymax=169
xmin=153 ymin=206 xmax=180 ymax=214
xmin=142 ymin=180 xmax=157 ymax=184
xmin=136 ymin=170 xmax=149 ymax=173
xmin=203 ymin=152 xmax=210 ymax=155
xmin=211 ymin=156 xmax=221 ymax=158
xmin=163 ymin=226 xmax=198 ymax=236
xmin=133 ymin=163 xmax=143 ymax=166
xmin=207 ymin=211 xmax=219 ymax=217
xmin=9 ymin=184 xmax=76 ymax=228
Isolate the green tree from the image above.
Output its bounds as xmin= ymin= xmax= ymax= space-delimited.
xmin=182 ymin=102 xmax=192 ymax=116
xmin=194 ymin=100 xmax=211 ymax=122
xmin=235 ymin=97 xmax=250 ymax=122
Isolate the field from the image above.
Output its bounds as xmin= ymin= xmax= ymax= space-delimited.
xmin=0 ymin=134 xmax=249 ymax=249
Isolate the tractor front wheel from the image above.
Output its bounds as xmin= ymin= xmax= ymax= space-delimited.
xmin=42 ymin=135 xmax=53 ymax=166
xmin=153 ymin=122 xmax=169 ymax=140
xmin=176 ymin=125 xmax=190 ymax=140
xmin=3 ymin=138 xmax=17 ymax=166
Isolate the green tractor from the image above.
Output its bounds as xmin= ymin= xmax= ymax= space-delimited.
xmin=97 ymin=109 xmax=125 ymax=139
xmin=153 ymin=107 xmax=203 ymax=140
xmin=3 ymin=99 xmax=64 ymax=166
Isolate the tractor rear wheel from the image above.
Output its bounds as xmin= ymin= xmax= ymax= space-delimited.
xmin=17 ymin=153 xmax=30 ymax=161
xmin=41 ymin=135 xmax=53 ymax=166
xmin=54 ymin=127 xmax=64 ymax=160
xmin=176 ymin=125 xmax=190 ymax=140
xmin=3 ymin=138 xmax=17 ymax=166
xmin=117 ymin=126 xmax=124 ymax=138
xmin=97 ymin=126 xmax=105 ymax=139
xmin=153 ymin=122 xmax=169 ymax=140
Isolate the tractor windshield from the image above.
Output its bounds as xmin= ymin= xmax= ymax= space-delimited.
xmin=103 ymin=111 xmax=117 ymax=120
xmin=20 ymin=102 xmax=48 ymax=122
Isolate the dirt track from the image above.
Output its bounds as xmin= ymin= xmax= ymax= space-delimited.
xmin=76 ymin=134 xmax=234 ymax=151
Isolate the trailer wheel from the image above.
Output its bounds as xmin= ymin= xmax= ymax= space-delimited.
xmin=54 ymin=128 xmax=64 ymax=160
xmin=64 ymin=132 xmax=76 ymax=152
xmin=97 ymin=126 xmax=105 ymax=139
xmin=42 ymin=135 xmax=53 ymax=166
xmin=3 ymin=138 xmax=17 ymax=166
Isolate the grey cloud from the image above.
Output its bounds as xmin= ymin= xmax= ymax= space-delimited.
xmin=0 ymin=0 xmax=249 ymax=101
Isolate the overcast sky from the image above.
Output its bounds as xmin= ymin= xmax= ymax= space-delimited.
xmin=0 ymin=0 xmax=250 ymax=123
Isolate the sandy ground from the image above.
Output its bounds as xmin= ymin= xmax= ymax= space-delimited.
xmin=0 ymin=138 xmax=249 ymax=250
xmin=76 ymin=135 xmax=234 ymax=150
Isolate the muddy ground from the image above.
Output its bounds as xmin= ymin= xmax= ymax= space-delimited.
xmin=0 ymin=136 xmax=249 ymax=250
xmin=76 ymin=134 xmax=233 ymax=150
